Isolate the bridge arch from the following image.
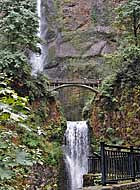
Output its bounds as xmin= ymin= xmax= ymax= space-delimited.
xmin=49 ymin=84 xmax=100 ymax=94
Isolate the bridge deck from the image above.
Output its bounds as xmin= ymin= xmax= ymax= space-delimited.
xmin=49 ymin=79 xmax=99 ymax=86
xmin=48 ymin=79 xmax=100 ymax=93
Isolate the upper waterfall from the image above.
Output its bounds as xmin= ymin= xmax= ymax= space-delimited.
xmin=31 ymin=0 xmax=48 ymax=75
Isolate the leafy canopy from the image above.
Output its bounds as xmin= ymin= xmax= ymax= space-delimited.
xmin=0 ymin=0 xmax=50 ymax=99
xmin=0 ymin=0 xmax=40 ymax=84
xmin=0 ymin=1 xmax=64 ymax=189
xmin=115 ymin=0 xmax=140 ymax=47
xmin=0 ymin=73 xmax=64 ymax=188
xmin=0 ymin=0 xmax=39 ymax=52
xmin=105 ymin=0 xmax=140 ymax=70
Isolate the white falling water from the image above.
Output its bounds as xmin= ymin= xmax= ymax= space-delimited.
xmin=31 ymin=0 xmax=48 ymax=75
xmin=31 ymin=0 xmax=42 ymax=75
xmin=64 ymin=121 xmax=89 ymax=190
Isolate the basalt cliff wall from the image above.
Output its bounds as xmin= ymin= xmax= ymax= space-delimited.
xmin=42 ymin=0 xmax=118 ymax=120
xmin=43 ymin=0 xmax=116 ymax=80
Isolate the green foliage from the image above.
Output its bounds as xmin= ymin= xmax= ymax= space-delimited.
xmin=0 ymin=0 xmax=51 ymax=103
xmin=0 ymin=50 xmax=31 ymax=79
xmin=106 ymin=0 xmax=140 ymax=70
xmin=120 ymin=45 xmax=140 ymax=60
xmin=0 ymin=73 xmax=30 ymax=126
xmin=26 ymin=74 xmax=50 ymax=101
xmin=0 ymin=0 xmax=39 ymax=52
xmin=0 ymin=123 xmax=61 ymax=188
xmin=0 ymin=0 xmax=65 ymax=189
xmin=0 ymin=73 xmax=65 ymax=189
xmin=115 ymin=0 xmax=140 ymax=45
xmin=0 ymin=0 xmax=40 ymax=93
xmin=44 ymin=142 xmax=62 ymax=166
xmin=90 ymin=59 xmax=140 ymax=146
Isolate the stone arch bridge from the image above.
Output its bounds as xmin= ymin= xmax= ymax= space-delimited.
xmin=48 ymin=79 xmax=100 ymax=94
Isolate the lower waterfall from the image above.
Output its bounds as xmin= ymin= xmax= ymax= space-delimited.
xmin=64 ymin=121 xmax=89 ymax=190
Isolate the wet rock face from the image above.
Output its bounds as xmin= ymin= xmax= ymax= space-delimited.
xmin=60 ymin=0 xmax=112 ymax=31
xmin=42 ymin=0 xmax=117 ymax=120
xmin=43 ymin=0 xmax=116 ymax=80
xmin=61 ymin=0 xmax=92 ymax=31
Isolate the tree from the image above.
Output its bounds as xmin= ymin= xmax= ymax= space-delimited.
xmin=0 ymin=0 xmax=39 ymax=52
xmin=0 ymin=0 xmax=45 ymax=96
xmin=105 ymin=0 xmax=140 ymax=70
xmin=115 ymin=0 xmax=140 ymax=47
xmin=0 ymin=0 xmax=39 ymax=80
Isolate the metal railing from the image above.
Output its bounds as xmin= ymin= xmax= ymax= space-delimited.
xmin=88 ymin=142 xmax=140 ymax=185
xmin=88 ymin=154 xmax=101 ymax=174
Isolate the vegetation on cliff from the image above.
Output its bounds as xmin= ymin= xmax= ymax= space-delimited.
xmin=0 ymin=73 xmax=66 ymax=189
xmin=89 ymin=0 xmax=140 ymax=150
xmin=0 ymin=0 xmax=140 ymax=188
xmin=90 ymin=60 xmax=140 ymax=149
xmin=0 ymin=0 xmax=66 ymax=189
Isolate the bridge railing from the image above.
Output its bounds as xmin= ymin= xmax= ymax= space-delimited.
xmin=49 ymin=79 xmax=101 ymax=86
xmin=47 ymin=79 xmax=101 ymax=92
xmin=88 ymin=142 xmax=140 ymax=185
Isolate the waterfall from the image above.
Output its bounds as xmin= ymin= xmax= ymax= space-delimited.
xmin=64 ymin=121 xmax=89 ymax=190
xmin=31 ymin=0 xmax=48 ymax=75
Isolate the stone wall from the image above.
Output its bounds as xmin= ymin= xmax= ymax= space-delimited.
xmin=83 ymin=182 xmax=140 ymax=190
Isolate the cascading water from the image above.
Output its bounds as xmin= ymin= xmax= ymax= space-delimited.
xmin=31 ymin=0 xmax=42 ymax=75
xmin=64 ymin=121 xmax=89 ymax=190
xmin=31 ymin=0 xmax=48 ymax=75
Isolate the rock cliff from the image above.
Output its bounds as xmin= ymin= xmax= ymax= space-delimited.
xmin=43 ymin=0 xmax=116 ymax=81
xmin=41 ymin=0 xmax=117 ymax=120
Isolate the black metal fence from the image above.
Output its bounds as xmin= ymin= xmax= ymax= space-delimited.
xmin=88 ymin=153 xmax=101 ymax=174
xmin=88 ymin=142 xmax=140 ymax=185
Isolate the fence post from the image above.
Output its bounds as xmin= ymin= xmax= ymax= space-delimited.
xmin=130 ymin=146 xmax=135 ymax=182
xmin=101 ymin=142 xmax=106 ymax=186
